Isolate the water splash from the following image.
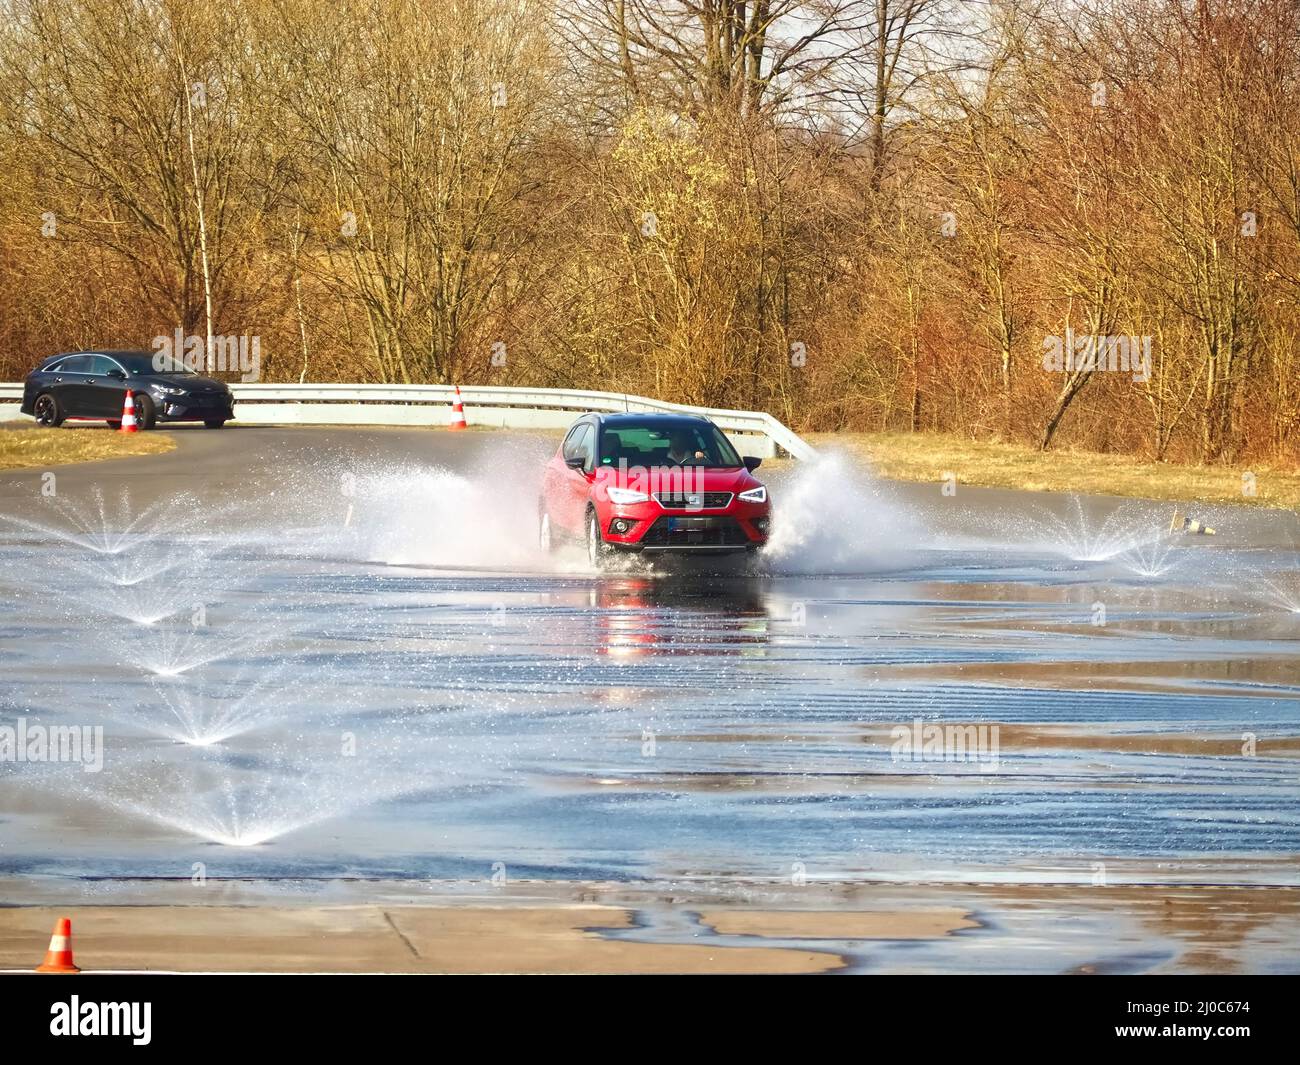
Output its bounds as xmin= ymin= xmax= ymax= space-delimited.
xmin=94 ymin=615 xmax=281 ymax=678
xmin=1261 ymin=573 xmax=1300 ymax=614
xmin=281 ymin=439 xmax=556 ymax=571
xmin=69 ymin=738 xmax=463 ymax=846
xmin=133 ymin=670 xmax=334 ymax=746
xmin=1115 ymin=536 xmax=1183 ymax=579
xmin=0 ymin=485 xmax=214 ymax=555
xmin=1020 ymin=497 xmax=1168 ymax=563
xmin=762 ymin=451 xmax=924 ymax=574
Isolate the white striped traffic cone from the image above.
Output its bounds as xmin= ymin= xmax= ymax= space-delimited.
xmin=1170 ymin=509 xmax=1215 ymax=536
xmin=448 ymin=386 xmax=468 ymax=431
xmin=118 ymin=390 xmax=138 ymax=433
xmin=35 ymin=916 xmax=80 ymax=973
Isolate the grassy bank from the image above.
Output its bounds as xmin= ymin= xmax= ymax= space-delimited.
xmin=0 ymin=423 xmax=175 ymax=471
xmin=810 ymin=431 xmax=1300 ymax=509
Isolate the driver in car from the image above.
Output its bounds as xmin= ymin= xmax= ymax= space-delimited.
xmin=665 ymin=431 xmax=705 ymax=465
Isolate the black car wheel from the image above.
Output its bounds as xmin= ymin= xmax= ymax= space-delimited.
xmin=203 ymin=418 xmax=226 ymax=429
xmin=33 ymin=393 xmax=63 ymax=427
xmin=586 ymin=509 xmax=609 ymax=568
xmin=134 ymin=393 xmax=157 ymax=430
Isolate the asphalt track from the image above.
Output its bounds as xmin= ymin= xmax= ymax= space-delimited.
xmin=0 ymin=424 xmax=505 ymax=514
xmin=1 ymin=424 xmax=1295 ymax=542
xmin=1 ymin=423 xmax=1298 ymax=973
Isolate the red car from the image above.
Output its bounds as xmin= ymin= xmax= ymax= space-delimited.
xmin=539 ymin=413 xmax=771 ymax=565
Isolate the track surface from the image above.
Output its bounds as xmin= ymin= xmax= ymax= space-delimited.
xmin=1 ymin=424 xmax=1298 ymax=971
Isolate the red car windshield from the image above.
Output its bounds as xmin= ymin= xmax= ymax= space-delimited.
xmin=598 ymin=422 xmax=742 ymax=468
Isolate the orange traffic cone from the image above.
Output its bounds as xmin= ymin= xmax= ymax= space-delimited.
xmin=118 ymin=390 xmax=138 ymax=433
xmin=448 ymin=386 xmax=468 ymax=431
xmin=36 ymin=917 xmax=80 ymax=973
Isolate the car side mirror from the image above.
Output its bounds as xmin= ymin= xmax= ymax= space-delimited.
xmin=743 ymin=456 xmax=762 ymax=472
xmin=565 ymin=456 xmax=586 ymax=470
xmin=107 ymin=369 xmax=126 ymax=380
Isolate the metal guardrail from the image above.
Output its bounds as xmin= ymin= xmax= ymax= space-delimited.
xmin=0 ymin=382 xmax=817 ymax=460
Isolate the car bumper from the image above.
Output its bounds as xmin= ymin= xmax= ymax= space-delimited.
xmin=155 ymin=398 xmax=235 ymax=421
xmin=597 ymin=500 xmax=770 ymax=552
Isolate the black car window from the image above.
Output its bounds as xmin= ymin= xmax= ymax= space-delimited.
xmin=562 ymin=423 xmax=588 ymax=463
xmin=575 ymin=424 xmax=596 ymax=473
xmin=86 ymin=356 xmax=120 ymax=377
xmin=114 ymin=353 xmax=195 ymax=375
xmin=597 ymin=421 xmax=742 ymax=468
xmin=56 ymin=355 xmax=93 ymax=374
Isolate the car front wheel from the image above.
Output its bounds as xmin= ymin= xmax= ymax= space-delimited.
xmin=134 ymin=393 xmax=157 ymax=430
xmin=586 ymin=511 xmax=609 ymax=568
xmin=204 ymin=419 xmax=226 ymax=429
xmin=33 ymin=393 xmax=63 ymax=427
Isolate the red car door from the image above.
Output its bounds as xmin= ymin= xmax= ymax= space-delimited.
xmin=559 ymin=422 xmax=596 ymax=534
xmin=545 ymin=422 xmax=590 ymax=536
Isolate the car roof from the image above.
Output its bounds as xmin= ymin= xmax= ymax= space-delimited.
xmin=40 ymin=349 xmax=152 ymax=365
xmin=594 ymin=413 xmax=715 ymax=426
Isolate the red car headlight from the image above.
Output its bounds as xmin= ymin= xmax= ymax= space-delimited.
xmin=605 ymin=487 xmax=651 ymax=505
xmin=737 ymin=485 xmax=767 ymax=504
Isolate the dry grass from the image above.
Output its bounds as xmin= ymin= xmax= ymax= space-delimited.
xmin=0 ymin=423 xmax=175 ymax=471
xmin=809 ymin=431 xmax=1300 ymax=509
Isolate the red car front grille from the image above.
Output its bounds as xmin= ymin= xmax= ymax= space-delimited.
xmin=652 ymin=492 xmax=733 ymax=510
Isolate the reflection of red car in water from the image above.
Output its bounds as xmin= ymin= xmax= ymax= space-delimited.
xmin=539 ymin=413 xmax=771 ymax=566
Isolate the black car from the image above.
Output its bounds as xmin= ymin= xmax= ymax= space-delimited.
xmin=20 ymin=350 xmax=235 ymax=430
